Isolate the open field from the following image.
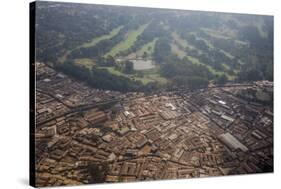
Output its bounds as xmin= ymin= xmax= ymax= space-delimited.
xmin=136 ymin=38 xmax=158 ymax=57
xmin=78 ymin=26 xmax=123 ymax=49
xmin=105 ymin=23 xmax=149 ymax=57
xmin=59 ymin=26 xmax=123 ymax=63
xmin=74 ymin=58 xmax=95 ymax=69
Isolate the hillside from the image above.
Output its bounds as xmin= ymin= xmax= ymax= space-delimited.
xmin=35 ymin=1 xmax=273 ymax=92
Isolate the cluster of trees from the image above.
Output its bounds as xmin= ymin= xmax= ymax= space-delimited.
xmin=38 ymin=1 xmax=273 ymax=91
xmin=181 ymin=33 xmax=237 ymax=73
xmin=154 ymin=38 xmax=172 ymax=63
xmin=36 ymin=2 xmax=154 ymax=63
xmin=69 ymin=12 xmax=152 ymax=60
xmin=55 ymin=61 xmax=143 ymax=92
xmin=173 ymin=14 xmax=273 ymax=83
xmin=237 ymin=61 xmax=273 ymax=82
xmin=123 ymin=60 xmax=134 ymax=74
xmin=87 ymin=163 xmax=108 ymax=183
xmin=117 ymin=20 xmax=169 ymax=57
xmin=171 ymin=76 xmax=209 ymax=90
xmin=214 ymin=74 xmax=228 ymax=85
xmin=160 ymin=57 xmax=214 ymax=89
xmin=237 ymin=24 xmax=273 ymax=82
xmin=167 ymin=13 xmax=220 ymax=33
xmin=69 ymin=27 xmax=128 ymax=59
xmin=95 ymin=56 xmax=116 ymax=67
xmin=36 ymin=2 xmax=127 ymax=62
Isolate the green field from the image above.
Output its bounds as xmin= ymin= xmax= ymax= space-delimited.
xmin=188 ymin=56 xmax=237 ymax=81
xmin=74 ymin=58 xmax=95 ymax=69
xmin=144 ymin=73 xmax=167 ymax=84
xmin=170 ymin=32 xmax=228 ymax=77
xmin=255 ymin=18 xmax=268 ymax=38
xmin=105 ymin=23 xmax=149 ymax=57
xmin=63 ymin=25 xmax=240 ymax=84
xmin=219 ymin=49 xmax=235 ymax=60
xmin=186 ymin=56 xmax=225 ymax=77
xmin=201 ymin=28 xmax=231 ymax=40
xmin=78 ymin=26 xmax=123 ymax=49
xmin=172 ymin=32 xmax=202 ymax=54
xmin=100 ymin=66 xmax=167 ymax=85
xmin=171 ymin=32 xmax=199 ymax=59
xmin=59 ymin=26 xmax=123 ymax=63
xmin=172 ymin=32 xmax=188 ymax=48
xmin=136 ymin=38 xmax=158 ymax=57
xmin=101 ymin=67 xmax=125 ymax=76
xmin=171 ymin=43 xmax=186 ymax=59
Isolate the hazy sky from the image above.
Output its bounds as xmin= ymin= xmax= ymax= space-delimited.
xmin=41 ymin=0 xmax=276 ymax=15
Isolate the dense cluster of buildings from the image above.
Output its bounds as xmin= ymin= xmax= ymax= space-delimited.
xmin=35 ymin=63 xmax=273 ymax=187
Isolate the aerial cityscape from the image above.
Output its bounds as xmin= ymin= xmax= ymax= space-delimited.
xmin=33 ymin=1 xmax=273 ymax=187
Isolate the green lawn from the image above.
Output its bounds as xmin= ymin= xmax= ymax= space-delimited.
xmin=99 ymin=66 xmax=167 ymax=85
xmin=172 ymin=32 xmax=188 ymax=48
xmin=219 ymin=49 xmax=235 ymax=60
xmin=172 ymin=32 xmax=202 ymax=56
xmin=186 ymin=56 xmax=224 ymax=76
xmin=255 ymin=18 xmax=268 ymax=38
xmin=136 ymin=38 xmax=158 ymax=57
xmin=145 ymin=73 xmax=167 ymax=84
xmin=101 ymin=67 xmax=125 ymax=77
xmin=78 ymin=26 xmax=123 ymax=49
xmin=171 ymin=43 xmax=186 ymax=59
xmin=171 ymin=32 xmax=200 ymax=59
xmin=201 ymin=28 xmax=230 ymax=40
xmin=105 ymin=23 xmax=149 ymax=57
xmin=74 ymin=58 xmax=95 ymax=69
xmin=171 ymin=32 xmax=229 ymax=77
xmin=59 ymin=26 xmax=123 ymax=63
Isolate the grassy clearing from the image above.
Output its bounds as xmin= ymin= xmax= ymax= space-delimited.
xmin=172 ymin=32 xmax=188 ymax=48
xmin=222 ymin=63 xmax=230 ymax=70
xmin=201 ymin=28 xmax=231 ymax=40
xmin=254 ymin=18 xmax=268 ymax=38
xmin=134 ymin=77 xmax=154 ymax=85
xmin=171 ymin=32 xmax=201 ymax=59
xmin=99 ymin=66 xmax=167 ymax=85
xmin=189 ymin=32 xmax=214 ymax=49
xmin=138 ymin=67 xmax=167 ymax=84
xmin=145 ymin=73 xmax=167 ymax=84
xmin=59 ymin=26 xmax=123 ymax=63
xmin=134 ymin=72 xmax=167 ymax=85
xmin=101 ymin=67 xmax=125 ymax=76
xmin=186 ymin=56 xmax=200 ymax=64
xmin=100 ymin=66 xmax=152 ymax=84
xmin=219 ymin=49 xmax=235 ymax=60
xmin=74 ymin=58 xmax=95 ymax=69
xmin=171 ymin=33 xmax=228 ymax=77
xmin=78 ymin=26 xmax=123 ymax=49
xmin=183 ymin=33 xmax=236 ymax=78
xmin=172 ymin=32 xmax=200 ymax=52
xmin=105 ymin=23 xmax=149 ymax=57
xmin=136 ymin=38 xmax=158 ymax=57
xmin=171 ymin=43 xmax=186 ymax=59
xmin=186 ymin=56 xmax=224 ymax=76
xmin=189 ymin=56 xmax=236 ymax=80
xmin=198 ymin=36 xmax=214 ymax=49
xmin=235 ymin=40 xmax=249 ymax=46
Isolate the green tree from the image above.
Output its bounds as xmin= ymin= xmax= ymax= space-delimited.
xmin=106 ymin=55 xmax=115 ymax=66
xmin=154 ymin=38 xmax=171 ymax=63
xmin=142 ymin=51 xmax=148 ymax=60
xmin=215 ymin=74 xmax=228 ymax=85
xmin=88 ymin=163 xmax=108 ymax=183
xmin=124 ymin=60 xmax=134 ymax=74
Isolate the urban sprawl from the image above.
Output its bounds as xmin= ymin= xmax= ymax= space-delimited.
xmin=35 ymin=62 xmax=273 ymax=187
